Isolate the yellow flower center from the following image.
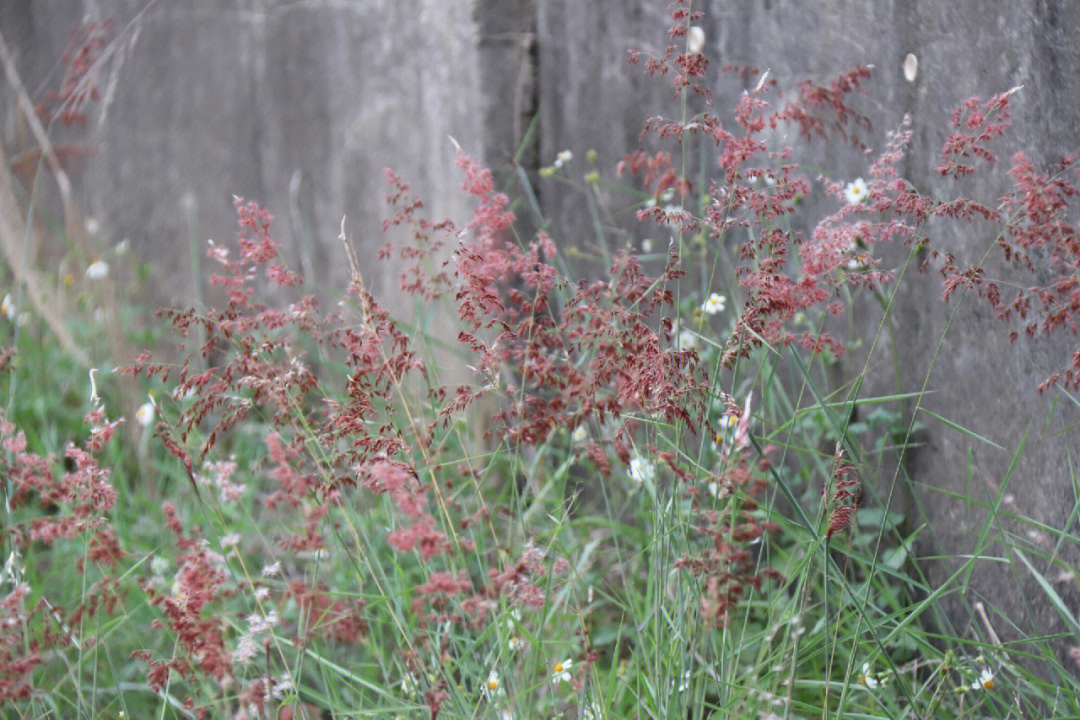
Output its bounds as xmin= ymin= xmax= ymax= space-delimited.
xmin=983 ymin=678 xmax=994 ymax=689
xmin=554 ymin=662 xmax=564 ymax=672
xmin=488 ymin=680 xmax=499 ymax=690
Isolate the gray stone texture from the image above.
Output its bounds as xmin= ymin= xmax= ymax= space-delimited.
xmin=3 ymin=0 xmax=1080 ymax=665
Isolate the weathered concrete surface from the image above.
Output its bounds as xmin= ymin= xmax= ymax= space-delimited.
xmin=1 ymin=0 xmax=485 ymax=311
xmin=4 ymin=0 xmax=1080 ymax=668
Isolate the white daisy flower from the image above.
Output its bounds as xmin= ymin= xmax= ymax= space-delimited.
xmin=971 ymin=667 xmax=994 ymax=691
xmin=859 ymin=662 xmax=879 ymax=689
xmin=844 ymin=178 xmax=869 ymax=205
xmin=678 ymin=328 xmax=697 ymax=350
xmin=628 ymin=455 xmax=655 ymax=484
xmin=86 ymin=259 xmax=110 ymax=280
xmin=572 ymin=425 xmax=588 ymax=443
xmin=508 ymin=635 xmax=524 ymax=651
xmin=687 ymin=26 xmax=705 ymax=54
xmin=641 ymin=238 xmax=654 ymax=253
xmin=551 ymin=658 xmax=573 ymax=684
xmin=701 ymin=293 xmax=726 ymax=315
xmin=136 ymin=401 xmax=155 ymax=427
xmin=483 ymin=668 xmax=505 ymax=699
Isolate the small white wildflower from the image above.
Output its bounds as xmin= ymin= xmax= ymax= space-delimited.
xmin=860 ymin=662 xmax=879 ymax=689
xmin=572 ymin=425 xmax=588 ymax=443
xmin=790 ymin=614 xmax=805 ymax=638
xmin=553 ymin=150 xmax=573 ymax=169
xmin=254 ymin=586 xmax=270 ymax=602
xmin=260 ymin=561 xmax=282 ymax=577
xmin=220 ymin=533 xmax=241 ymax=549
xmin=150 ymin=555 xmax=169 ymax=576
xmin=247 ymin=609 xmax=279 ymax=635
xmin=677 ymin=670 xmax=691 ymax=692
xmin=717 ymin=413 xmax=737 ymax=437
xmin=903 ymin=52 xmax=918 ymax=83
xmin=508 ymin=634 xmax=524 ymax=651
xmin=114 ymin=238 xmax=130 ymax=256
xmin=641 ymin=238 xmax=654 ymax=253
xmin=628 ymin=455 xmax=655 ymax=484
xmin=271 ymin=672 xmax=294 ymax=699
xmin=483 ymin=668 xmax=505 ymax=699
xmin=85 ymin=259 xmax=110 ymax=280
xmin=701 ymin=292 xmax=726 ymax=315
xmin=84 ymin=216 xmax=100 ymax=237
xmin=677 ymin=328 xmax=697 ymax=350
xmin=687 ymin=25 xmax=705 ymax=54
xmin=234 ymin=634 xmax=258 ymax=664
xmin=401 ymin=672 xmax=420 ymax=696
xmin=135 ymin=401 xmax=155 ymax=427
xmin=1 ymin=294 xmax=14 ymax=321
xmin=844 ymin=178 xmax=869 ymax=205
xmin=971 ymin=667 xmax=994 ymax=691
xmin=551 ymin=658 xmax=573 ymax=684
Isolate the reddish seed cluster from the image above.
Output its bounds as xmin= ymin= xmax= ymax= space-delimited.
xmin=36 ymin=20 xmax=113 ymax=127
xmin=1 ymin=405 xmax=126 ymax=703
xmin=0 ymin=584 xmax=41 ymax=703
xmin=926 ymin=92 xmax=1080 ymax=391
xmin=936 ymin=92 xmax=1014 ymax=177
xmin=675 ymin=438 xmax=783 ymax=628
xmin=630 ymin=2 xmax=710 ymax=100
xmin=824 ymin=447 xmax=861 ymax=540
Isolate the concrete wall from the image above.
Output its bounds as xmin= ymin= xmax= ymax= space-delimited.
xmin=2 ymin=0 xmax=485 ymax=308
xmin=4 ymin=0 xmax=1080 ymax=663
